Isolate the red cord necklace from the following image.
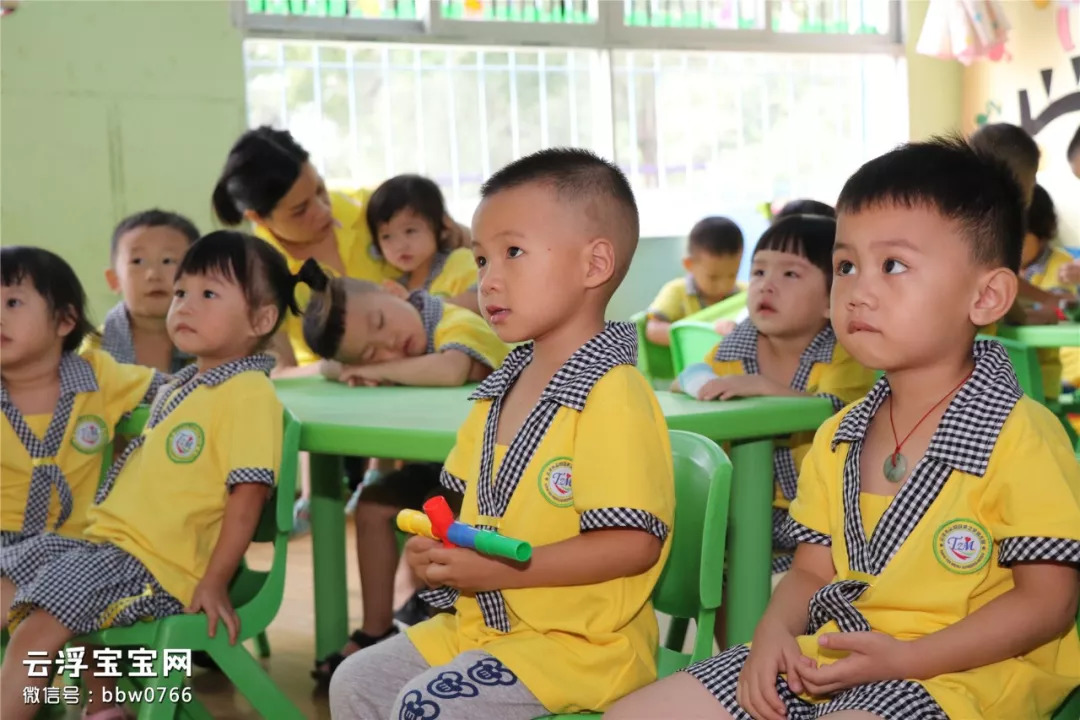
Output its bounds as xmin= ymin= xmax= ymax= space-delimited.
xmin=883 ymin=371 xmax=972 ymax=483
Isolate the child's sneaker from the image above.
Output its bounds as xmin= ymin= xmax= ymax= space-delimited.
xmin=291 ymin=497 xmax=311 ymax=537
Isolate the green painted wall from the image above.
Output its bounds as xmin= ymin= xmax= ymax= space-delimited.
xmin=0 ymin=0 xmax=245 ymax=323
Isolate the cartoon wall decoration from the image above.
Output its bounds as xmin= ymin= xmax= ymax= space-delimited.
xmin=1019 ymin=56 xmax=1080 ymax=135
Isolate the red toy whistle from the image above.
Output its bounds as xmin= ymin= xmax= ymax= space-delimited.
xmin=422 ymin=495 xmax=457 ymax=548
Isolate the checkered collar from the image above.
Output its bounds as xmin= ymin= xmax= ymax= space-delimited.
xmin=0 ymin=352 xmax=99 ymax=406
xmin=714 ymin=319 xmax=836 ymax=366
xmin=407 ymin=290 xmax=445 ymax=353
xmin=1021 ymin=245 xmax=1053 ymax=283
xmin=471 ymin=322 xmax=638 ymax=411
xmin=167 ymin=353 xmax=276 ymax=389
xmin=684 ymin=273 xmax=702 ymax=302
xmin=398 ymin=251 xmax=451 ymax=293
xmin=100 ymin=302 xmax=193 ymax=373
xmin=831 ymin=340 xmax=1021 ymax=477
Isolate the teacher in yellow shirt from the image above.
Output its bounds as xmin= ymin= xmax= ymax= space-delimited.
xmin=212 ymin=126 xmax=471 ymax=373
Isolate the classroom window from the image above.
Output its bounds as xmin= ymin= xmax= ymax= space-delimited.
xmin=244 ymin=37 xmax=906 ymax=236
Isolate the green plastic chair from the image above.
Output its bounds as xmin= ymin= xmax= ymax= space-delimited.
xmin=669 ymin=292 xmax=747 ymax=376
xmin=537 ymin=429 xmax=733 ymax=719
xmin=75 ymin=408 xmax=303 ymax=720
xmin=631 ymin=311 xmax=676 ymax=385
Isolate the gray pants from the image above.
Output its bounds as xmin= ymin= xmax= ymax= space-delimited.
xmin=329 ymin=633 xmax=548 ymax=720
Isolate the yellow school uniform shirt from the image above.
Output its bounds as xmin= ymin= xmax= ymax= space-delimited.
xmin=81 ymin=302 xmax=193 ymax=374
xmin=647 ymin=274 xmax=707 ymax=323
xmin=85 ymin=355 xmax=282 ymax=607
xmin=1 ymin=350 xmax=158 ymax=538
xmin=409 ymin=248 xmax=477 ymax=299
xmin=705 ymin=320 xmax=876 ymax=511
xmin=787 ymin=340 xmax=1080 ymax=719
xmin=254 ymin=189 xmax=400 ymax=367
xmin=412 ymin=291 xmax=508 ymax=371
xmin=407 ymin=323 xmax=675 ymax=714
xmin=1022 ymin=246 xmax=1080 ymax=397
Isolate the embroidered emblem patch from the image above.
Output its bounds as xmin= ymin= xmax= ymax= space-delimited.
xmin=934 ymin=518 xmax=991 ymax=574
xmin=70 ymin=415 xmax=107 ymax=454
xmin=166 ymin=423 xmax=204 ymax=464
xmin=537 ymin=457 xmax=573 ymax=507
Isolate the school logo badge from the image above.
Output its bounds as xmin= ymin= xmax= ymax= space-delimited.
xmin=166 ymin=423 xmax=204 ymax=464
xmin=934 ymin=518 xmax=991 ymax=574
xmin=70 ymin=415 xmax=107 ymax=454
xmin=538 ymin=457 xmax=573 ymax=507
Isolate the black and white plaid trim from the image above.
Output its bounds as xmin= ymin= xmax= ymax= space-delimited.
xmin=428 ymin=322 xmax=638 ymax=632
xmin=806 ymin=341 xmax=1022 ymax=635
xmin=1 ymin=531 xmax=80 ymax=585
xmin=225 ymin=467 xmax=275 ymax=489
xmin=439 ymin=468 xmax=467 ymax=494
xmin=96 ymin=354 xmax=277 ymax=503
xmin=1 ymin=353 xmax=100 ymax=535
xmin=774 ymin=446 xmax=800 ymax=503
xmin=784 ymin=516 xmax=831 ymax=546
xmin=439 ymin=342 xmax=496 ymax=370
xmin=685 ymin=643 xmax=946 ymax=719
xmin=580 ymin=507 xmax=669 ymax=541
xmin=101 ymin=303 xmax=193 ymax=373
xmin=408 ymin=290 xmax=445 ymax=354
xmin=397 ymin=251 xmax=451 ymax=293
xmin=807 ymin=578 xmax=871 ymax=633
xmin=418 ymin=585 xmax=459 ymax=610
xmin=998 ymin=536 xmax=1080 ymax=566
xmin=9 ymin=538 xmax=184 ymax=635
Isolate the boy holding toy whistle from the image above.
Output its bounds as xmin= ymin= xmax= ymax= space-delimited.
xmin=329 ymin=149 xmax=676 ymax=719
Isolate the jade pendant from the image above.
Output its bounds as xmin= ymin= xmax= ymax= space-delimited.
xmin=883 ymin=453 xmax=907 ymax=483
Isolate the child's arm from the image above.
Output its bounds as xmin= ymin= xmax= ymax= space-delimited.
xmin=184 ymin=483 xmax=271 ymax=644
xmin=447 ymin=290 xmax=480 ymax=315
xmin=339 ymin=350 xmax=475 ymax=387
xmin=645 ymin=318 xmax=673 ymax=346
xmin=416 ymin=527 xmax=662 ymax=592
xmin=801 ymin=561 xmax=1080 ymax=696
xmin=697 ymin=374 xmax=804 ymax=401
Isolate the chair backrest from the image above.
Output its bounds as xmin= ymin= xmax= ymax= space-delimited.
xmin=979 ymin=334 xmax=1044 ymax=402
xmin=653 ymin=430 xmax=732 ymax=665
xmin=631 ymin=311 xmax=675 ymax=383
xmin=670 ymin=321 xmax=721 ymax=376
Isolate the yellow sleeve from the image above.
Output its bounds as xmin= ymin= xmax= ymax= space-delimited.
xmin=787 ymin=412 xmax=844 ymax=545
xmin=646 ymin=278 xmax=687 ymax=323
xmin=981 ymin=399 xmax=1080 ymax=566
xmin=81 ymin=349 xmax=161 ymax=428
xmin=433 ymin=306 xmax=509 ymax=370
xmin=811 ymin=344 xmax=877 ymax=412
xmin=216 ymin=376 xmax=283 ymax=490
xmin=79 ymin=329 xmax=103 ymax=355
xmin=572 ymin=366 xmax=675 ymax=540
xmin=440 ymin=400 xmax=488 ymax=493
xmin=430 ymin=248 xmax=478 ymax=298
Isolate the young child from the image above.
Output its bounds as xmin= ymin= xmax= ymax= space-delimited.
xmin=367 ymin=174 xmax=479 ymax=312
xmin=83 ymin=209 xmax=200 ymax=373
xmin=646 ymin=216 xmax=744 ymax=346
xmin=1021 ymin=185 xmax=1078 ymax=400
xmin=329 ymin=148 xmax=676 ymax=719
xmin=773 ymin=199 xmax=836 ymax=221
xmin=297 ymin=259 xmax=508 ymax=684
xmin=674 ymin=215 xmax=876 ymax=573
xmin=1 ymin=247 xmax=162 ymax=620
xmin=0 ymin=231 xmax=299 ymax=720
xmin=607 ymin=136 xmax=1080 ymax=720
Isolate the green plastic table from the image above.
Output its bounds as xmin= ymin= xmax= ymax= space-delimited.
xmin=997 ymin=323 xmax=1080 ymax=348
xmin=274 ymin=378 xmax=834 ymax=657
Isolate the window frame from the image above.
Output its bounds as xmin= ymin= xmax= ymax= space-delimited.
xmin=235 ymin=0 xmax=905 ymax=55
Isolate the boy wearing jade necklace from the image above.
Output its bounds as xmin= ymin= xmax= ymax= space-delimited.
xmin=607 ymin=135 xmax=1080 ymax=720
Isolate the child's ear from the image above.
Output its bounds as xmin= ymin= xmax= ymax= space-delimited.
xmin=970 ymin=267 xmax=1018 ymax=327
xmin=681 ymin=256 xmax=693 ymax=272
xmin=105 ymin=268 xmax=120 ymax=293
xmin=250 ymin=304 xmax=280 ymax=339
xmin=55 ymin=307 xmax=77 ymax=341
xmin=583 ymin=238 xmax=616 ymax=289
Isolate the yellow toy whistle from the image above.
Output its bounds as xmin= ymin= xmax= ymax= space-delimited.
xmin=396 ymin=509 xmax=438 ymax=541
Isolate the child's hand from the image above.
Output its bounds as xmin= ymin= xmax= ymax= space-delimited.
xmin=381 ymin=280 xmax=410 ymax=300
xmin=798 ymin=631 xmax=913 ymax=697
xmin=319 ymin=359 xmax=343 ymax=381
xmin=1058 ymin=260 xmax=1080 ymax=286
xmin=422 ymin=546 xmax=511 ymax=593
xmin=737 ymin=621 xmax=814 ymax=720
xmin=338 ymin=365 xmax=383 ymax=387
xmin=404 ymin=535 xmax=443 ymax=583
xmin=185 ymin=579 xmax=240 ymax=645
xmin=713 ymin=319 xmax=737 ymax=335
xmin=697 ymin=375 xmax=775 ymax=401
